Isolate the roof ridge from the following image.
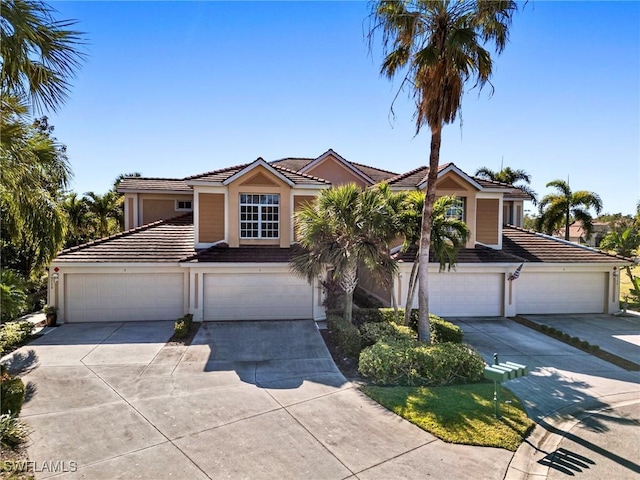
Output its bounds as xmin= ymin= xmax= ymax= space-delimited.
xmin=504 ymin=225 xmax=633 ymax=262
xmin=349 ymin=160 xmax=399 ymax=176
xmin=119 ymin=176 xmax=186 ymax=181
xmin=472 ymin=176 xmax=514 ymax=188
xmin=271 ymin=164 xmax=331 ymax=184
xmin=185 ymin=162 xmax=250 ymax=181
xmin=57 ymin=213 xmax=193 ymax=256
xmin=387 ymin=165 xmax=428 ymax=185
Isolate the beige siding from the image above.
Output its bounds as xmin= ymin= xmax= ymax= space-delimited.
xmin=199 ymin=193 xmax=225 ymax=243
xmin=304 ymin=156 xmax=369 ymax=187
xmin=434 ymin=171 xmax=477 ymax=247
xmin=293 ymin=195 xmax=316 ymax=241
xmin=228 ymin=165 xmax=292 ymax=248
xmin=127 ymin=197 xmax=134 ymax=230
xmin=142 ymin=199 xmax=176 ymax=224
xmin=476 ymin=199 xmax=499 ymax=244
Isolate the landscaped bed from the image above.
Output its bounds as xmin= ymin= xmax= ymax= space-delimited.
xmin=320 ymin=307 xmax=534 ymax=451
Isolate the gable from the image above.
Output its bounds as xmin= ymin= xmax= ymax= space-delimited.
xmin=231 ymin=164 xmax=289 ymax=188
xmin=436 ymin=171 xmax=476 ymax=192
xmin=304 ymin=154 xmax=369 ymax=187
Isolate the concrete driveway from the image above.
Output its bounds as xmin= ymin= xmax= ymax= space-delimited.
xmin=446 ymin=315 xmax=640 ymax=480
xmin=2 ymin=320 xmax=510 ymax=480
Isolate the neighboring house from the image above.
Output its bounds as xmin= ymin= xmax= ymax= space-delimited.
xmin=48 ymin=149 xmax=628 ymax=323
xmin=557 ymin=221 xmax=610 ymax=247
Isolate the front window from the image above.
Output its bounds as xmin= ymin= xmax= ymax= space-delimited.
xmin=445 ymin=197 xmax=465 ymax=222
xmin=176 ymin=200 xmax=192 ymax=211
xmin=240 ymin=194 xmax=279 ymax=239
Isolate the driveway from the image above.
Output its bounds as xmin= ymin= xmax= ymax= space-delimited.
xmin=447 ymin=315 xmax=640 ymax=480
xmin=2 ymin=320 xmax=510 ymax=480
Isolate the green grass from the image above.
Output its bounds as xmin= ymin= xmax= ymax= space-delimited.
xmin=362 ymin=382 xmax=534 ymax=451
xmin=620 ymin=265 xmax=639 ymax=306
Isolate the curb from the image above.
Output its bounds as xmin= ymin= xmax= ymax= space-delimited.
xmin=505 ymin=391 xmax=640 ymax=480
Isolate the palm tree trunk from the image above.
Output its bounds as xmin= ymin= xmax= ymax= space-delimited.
xmin=417 ymin=125 xmax=442 ymax=343
xmin=339 ymin=261 xmax=358 ymax=324
xmin=404 ymin=253 xmax=419 ymax=326
xmin=565 ymin=203 xmax=571 ymax=241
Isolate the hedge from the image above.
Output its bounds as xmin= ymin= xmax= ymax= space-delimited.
xmin=1 ymin=366 xmax=25 ymax=415
xmin=358 ymin=341 xmax=485 ymax=386
xmin=326 ymin=315 xmax=361 ymax=358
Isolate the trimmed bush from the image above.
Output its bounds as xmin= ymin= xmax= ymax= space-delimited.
xmin=174 ymin=319 xmax=189 ymax=338
xmin=359 ymin=341 xmax=485 ymax=386
xmin=0 ymin=321 xmax=34 ymax=356
xmin=430 ymin=315 xmax=463 ymax=344
xmin=360 ymin=322 xmax=415 ymax=348
xmin=327 ymin=315 xmax=362 ymax=357
xmin=0 ymin=413 xmax=29 ymax=448
xmin=1 ymin=367 xmax=25 ymax=415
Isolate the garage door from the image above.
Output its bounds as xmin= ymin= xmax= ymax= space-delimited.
xmin=517 ymin=272 xmax=605 ymax=314
xmin=428 ymin=272 xmax=503 ymax=317
xmin=65 ymin=273 xmax=184 ymax=322
xmin=203 ymin=272 xmax=313 ymax=321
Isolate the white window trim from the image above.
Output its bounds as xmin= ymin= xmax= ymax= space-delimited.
xmin=239 ymin=193 xmax=280 ymax=240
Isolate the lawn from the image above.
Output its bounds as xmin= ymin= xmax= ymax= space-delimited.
xmin=362 ymin=382 xmax=534 ymax=451
xmin=620 ymin=265 xmax=639 ymax=306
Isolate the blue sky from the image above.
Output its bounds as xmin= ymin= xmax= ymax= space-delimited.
xmin=48 ymin=1 xmax=639 ymax=216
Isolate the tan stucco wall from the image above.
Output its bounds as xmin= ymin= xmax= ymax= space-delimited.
xmin=198 ymin=193 xmax=225 ymax=243
xmin=434 ymin=171 xmax=477 ymax=247
xmin=476 ymin=198 xmax=499 ymax=245
xmin=228 ymin=165 xmax=292 ymax=248
xmin=293 ymin=195 xmax=316 ymax=241
xmin=139 ymin=194 xmax=193 ymax=225
xmin=127 ymin=197 xmax=134 ymax=230
xmin=304 ymin=156 xmax=369 ymax=187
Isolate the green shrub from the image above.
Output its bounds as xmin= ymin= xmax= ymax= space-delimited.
xmin=327 ymin=315 xmax=362 ymax=358
xmin=429 ymin=315 xmax=463 ymax=344
xmin=0 ymin=367 xmax=25 ymax=415
xmin=174 ymin=319 xmax=189 ymax=338
xmin=359 ymin=341 xmax=484 ymax=386
xmin=0 ymin=321 xmax=34 ymax=356
xmin=359 ymin=322 xmax=415 ymax=348
xmin=0 ymin=414 xmax=29 ymax=449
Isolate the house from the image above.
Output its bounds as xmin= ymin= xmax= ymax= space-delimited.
xmin=556 ymin=220 xmax=610 ymax=247
xmin=48 ymin=149 xmax=628 ymax=323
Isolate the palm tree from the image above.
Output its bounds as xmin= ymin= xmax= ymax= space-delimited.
xmin=291 ymin=184 xmax=397 ymax=323
xmin=0 ymin=95 xmax=70 ymax=277
xmin=536 ymin=180 xmax=603 ymax=241
xmin=84 ymin=191 xmax=122 ymax=239
xmin=398 ymin=193 xmax=470 ymax=326
xmin=599 ymin=223 xmax=639 ymax=284
xmin=474 ymin=166 xmax=538 ymax=204
xmin=370 ymin=0 xmax=517 ymax=341
xmin=62 ymin=192 xmax=90 ymax=246
xmin=1 ymin=0 xmax=85 ymax=112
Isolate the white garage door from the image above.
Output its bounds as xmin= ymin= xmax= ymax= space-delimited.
xmin=65 ymin=273 xmax=184 ymax=322
xmin=428 ymin=272 xmax=503 ymax=317
xmin=517 ymin=272 xmax=605 ymax=314
xmin=203 ymin=272 xmax=313 ymax=321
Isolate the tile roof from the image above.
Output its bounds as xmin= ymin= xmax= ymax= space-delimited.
xmin=117 ymin=177 xmax=192 ymax=192
xmin=271 ymin=158 xmax=314 ymax=171
xmin=184 ymin=244 xmax=304 ymax=263
xmin=185 ymin=162 xmax=329 ymax=186
xmin=393 ymin=243 xmax=523 ymax=264
xmin=270 ymin=158 xmax=398 ymax=184
xmin=502 ymin=226 xmax=628 ymax=263
xmin=387 ymin=163 xmax=454 ymax=188
xmin=54 ymin=214 xmax=195 ymax=263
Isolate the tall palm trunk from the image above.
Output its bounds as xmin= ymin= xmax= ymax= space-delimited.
xmin=417 ymin=125 xmax=442 ymax=342
xmin=564 ymin=203 xmax=571 ymax=241
xmin=339 ymin=260 xmax=358 ymax=324
xmin=404 ymin=253 xmax=419 ymax=326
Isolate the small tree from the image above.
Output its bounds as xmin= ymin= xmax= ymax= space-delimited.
xmin=475 ymin=166 xmax=538 ymax=204
xmin=291 ymin=184 xmax=397 ymax=324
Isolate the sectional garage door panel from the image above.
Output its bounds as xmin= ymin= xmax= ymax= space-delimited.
xmin=203 ymin=273 xmax=313 ymax=321
xmin=428 ymin=273 xmax=504 ymax=317
xmin=517 ymin=272 xmax=605 ymax=314
xmin=65 ymin=273 xmax=184 ymax=322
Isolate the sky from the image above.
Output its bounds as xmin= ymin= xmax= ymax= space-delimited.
xmin=46 ymin=0 xmax=639 ymax=216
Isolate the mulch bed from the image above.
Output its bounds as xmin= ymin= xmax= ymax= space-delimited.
xmin=166 ymin=322 xmax=202 ymax=347
xmin=0 ymin=444 xmax=34 ymax=479
xmin=511 ymin=316 xmax=640 ymax=371
xmin=319 ymin=328 xmax=364 ymax=382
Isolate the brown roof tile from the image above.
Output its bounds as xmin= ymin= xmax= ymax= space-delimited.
xmin=185 ymin=161 xmax=329 ymax=186
xmin=54 ymin=214 xmax=195 ymax=263
xmin=117 ymin=177 xmax=192 ymax=192
xmin=387 ymin=163 xmax=453 ymax=188
xmin=271 ymin=158 xmax=314 ymax=171
xmin=393 ymin=243 xmax=522 ymax=264
xmin=185 ymin=244 xmax=303 ymax=263
xmin=502 ymin=226 xmax=628 ymax=263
